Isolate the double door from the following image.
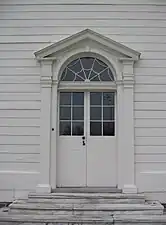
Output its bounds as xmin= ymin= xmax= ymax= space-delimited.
xmin=57 ymin=91 xmax=116 ymax=187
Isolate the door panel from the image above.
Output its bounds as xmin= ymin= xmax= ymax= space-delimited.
xmin=57 ymin=92 xmax=86 ymax=187
xmin=87 ymin=92 xmax=116 ymax=186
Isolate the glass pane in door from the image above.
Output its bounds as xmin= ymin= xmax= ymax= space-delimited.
xmin=59 ymin=92 xmax=84 ymax=136
xmin=90 ymin=92 xmax=115 ymax=136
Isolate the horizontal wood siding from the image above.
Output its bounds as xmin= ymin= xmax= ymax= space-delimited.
xmin=0 ymin=0 xmax=166 ymax=201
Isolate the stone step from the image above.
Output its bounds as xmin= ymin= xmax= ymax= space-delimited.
xmin=113 ymin=214 xmax=166 ymax=224
xmin=28 ymin=192 xmax=145 ymax=204
xmin=52 ymin=187 xmax=122 ymax=193
xmin=28 ymin=192 xmax=145 ymax=200
xmin=1 ymin=213 xmax=166 ymax=224
xmin=27 ymin=197 xmax=145 ymax=204
xmin=0 ymin=213 xmax=114 ymax=224
xmin=9 ymin=201 xmax=164 ymax=215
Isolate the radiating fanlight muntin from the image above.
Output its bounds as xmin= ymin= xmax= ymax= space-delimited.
xmin=61 ymin=57 xmax=114 ymax=82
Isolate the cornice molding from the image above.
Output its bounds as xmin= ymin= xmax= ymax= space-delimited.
xmin=34 ymin=29 xmax=141 ymax=61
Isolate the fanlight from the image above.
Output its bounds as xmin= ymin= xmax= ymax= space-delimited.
xmin=61 ymin=57 xmax=114 ymax=82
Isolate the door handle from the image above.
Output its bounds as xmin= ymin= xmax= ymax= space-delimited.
xmin=82 ymin=136 xmax=86 ymax=146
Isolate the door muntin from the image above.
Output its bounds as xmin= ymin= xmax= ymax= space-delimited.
xmin=90 ymin=92 xmax=115 ymax=136
xmin=59 ymin=92 xmax=84 ymax=136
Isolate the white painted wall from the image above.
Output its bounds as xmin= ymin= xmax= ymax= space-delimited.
xmin=0 ymin=0 xmax=166 ymax=202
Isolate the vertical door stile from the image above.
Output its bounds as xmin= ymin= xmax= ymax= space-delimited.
xmin=84 ymin=91 xmax=88 ymax=186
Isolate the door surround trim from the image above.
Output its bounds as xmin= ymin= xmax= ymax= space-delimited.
xmin=34 ymin=29 xmax=141 ymax=194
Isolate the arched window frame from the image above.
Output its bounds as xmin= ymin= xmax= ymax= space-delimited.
xmin=53 ymin=50 xmax=119 ymax=92
xmin=60 ymin=56 xmax=115 ymax=82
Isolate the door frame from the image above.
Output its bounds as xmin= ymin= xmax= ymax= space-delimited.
xmin=35 ymin=33 xmax=140 ymax=194
xmin=56 ymin=90 xmax=117 ymax=187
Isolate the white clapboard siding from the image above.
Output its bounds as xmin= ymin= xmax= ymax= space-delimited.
xmin=1 ymin=5 xmax=166 ymax=12
xmin=135 ymin=102 xmax=166 ymax=111
xmin=135 ymin=111 xmax=166 ymax=119
xmin=0 ymin=110 xmax=40 ymax=118
xmin=0 ymin=67 xmax=40 ymax=75
xmin=136 ymin=146 xmax=166 ymax=154
xmin=1 ymin=12 xmax=166 ymax=20
xmin=135 ymin=93 xmax=166 ymax=102
xmin=141 ymin=52 xmax=166 ymax=59
xmin=136 ymin=169 xmax=166 ymax=192
xmin=136 ymin=60 xmax=166 ymax=68
xmin=0 ymin=59 xmax=37 ymax=67
xmin=1 ymin=49 xmax=166 ymax=60
xmin=0 ymin=172 xmax=39 ymax=190
xmin=0 ymin=127 xmax=39 ymax=136
xmin=0 ymin=43 xmax=47 ymax=51
xmin=0 ymin=101 xmax=40 ymax=110
xmin=1 ymin=27 xmax=166 ymax=37
xmin=0 ymin=153 xmax=39 ymax=163
xmin=0 ymin=84 xmax=40 ymax=93
xmin=136 ymin=154 xmax=166 ymax=163
xmin=135 ymin=128 xmax=166 ymax=137
xmin=0 ymin=50 xmax=36 ymax=59
xmin=0 ymin=162 xmax=39 ymax=171
xmin=1 ymin=34 xmax=166 ymax=43
xmin=1 ymin=43 xmax=166 ymax=52
xmin=1 ymin=0 xmax=166 ymax=5
xmin=0 ymin=136 xmax=40 ymax=145
xmin=0 ymin=145 xmax=39 ymax=154
xmin=135 ymin=137 xmax=166 ymax=146
xmin=1 ymin=19 xmax=166 ymax=29
xmin=0 ymin=93 xmax=40 ymax=101
xmin=0 ymin=190 xmax=33 ymax=202
xmin=0 ymin=75 xmax=39 ymax=84
xmin=135 ymin=68 xmax=166 ymax=76
xmin=135 ymin=76 xmax=166 ymax=84
xmin=136 ymin=163 xmax=166 ymax=172
xmin=0 ymin=118 xmax=39 ymax=127
xmin=135 ymin=119 xmax=166 ymax=128
xmin=135 ymin=85 xmax=166 ymax=93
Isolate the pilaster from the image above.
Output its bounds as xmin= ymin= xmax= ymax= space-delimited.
xmin=36 ymin=60 xmax=53 ymax=193
xmin=121 ymin=60 xmax=137 ymax=194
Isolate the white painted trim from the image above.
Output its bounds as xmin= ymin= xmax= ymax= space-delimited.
xmin=35 ymin=29 xmax=140 ymax=194
xmin=58 ymin=82 xmax=117 ymax=91
xmin=36 ymin=184 xmax=51 ymax=193
xmin=123 ymin=185 xmax=138 ymax=194
xmin=0 ymin=171 xmax=39 ymax=175
xmin=34 ymin=29 xmax=140 ymax=60
xmin=50 ymin=83 xmax=58 ymax=190
xmin=121 ymin=60 xmax=136 ymax=194
xmin=36 ymin=60 xmax=53 ymax=193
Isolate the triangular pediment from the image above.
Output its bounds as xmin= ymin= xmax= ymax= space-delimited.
xmin=34 ymin=29 xmax=140 ymax=60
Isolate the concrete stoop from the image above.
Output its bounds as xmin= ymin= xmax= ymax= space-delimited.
xmin=0 ymin=192 xmax=166 ymax=224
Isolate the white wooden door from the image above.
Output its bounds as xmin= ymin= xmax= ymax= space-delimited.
xmin=87 ymin=92 xmax=116 ymax=187
xmin=57 ymin=92 xmax=86 ymax=187
xmin=57 ymin=91 xmax=116 ymax=187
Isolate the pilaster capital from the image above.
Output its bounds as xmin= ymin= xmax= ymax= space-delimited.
xmin=116 ymin=79 xmax=123 ymax=86
xmin=123 ymin=73 xmax=134 ymax=88
xmin=40 ymin=75 xmax=52 ymax=88
xmin=39 ymin=59 xmax=53 ymax=88
xmin=121 ymin=59 xmax=135 ymax=88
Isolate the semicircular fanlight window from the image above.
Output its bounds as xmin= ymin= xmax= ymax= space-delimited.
xmin=61 ymin=57 xmax=114 ymax=82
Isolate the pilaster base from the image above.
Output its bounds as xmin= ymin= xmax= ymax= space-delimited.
xmin=36 ymin=184 xmax=51 ymax=193
xmin=123 ymin=184 xmax=137 ymax=194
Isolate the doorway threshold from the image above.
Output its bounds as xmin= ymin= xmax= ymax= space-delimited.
xmin=52 ymin=187 xmax=122 ymax=193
